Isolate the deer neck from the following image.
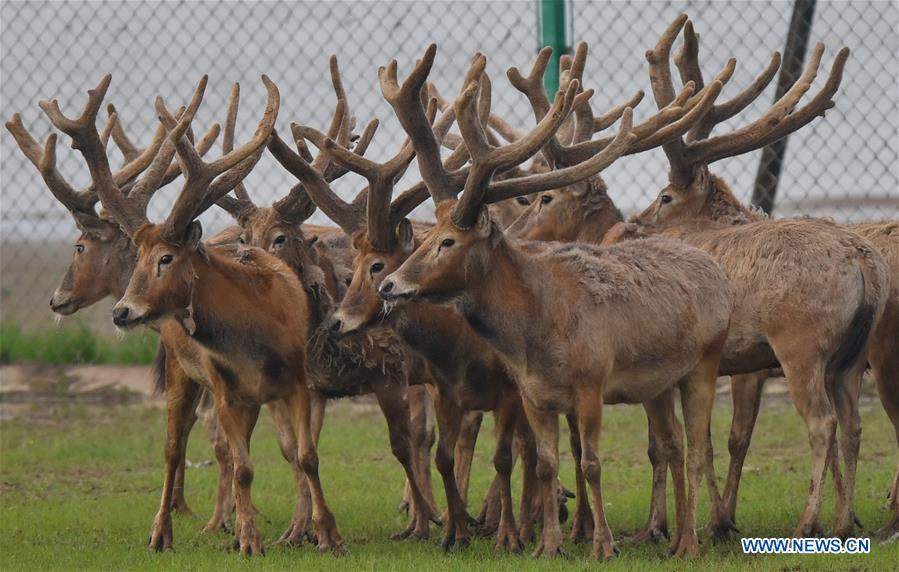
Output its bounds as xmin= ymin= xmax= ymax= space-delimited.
xmin=700 ymin=174 xmax=761 ymax=225
xmin=455 ymin=238 xmax=537 ymax=357
xmin=579 ymin=193 xmax=624 ymax=244
xmin=388 ymin=302 xmax=465 ymax=372
xmin=184 ymin=248 xmax=293 ymax=355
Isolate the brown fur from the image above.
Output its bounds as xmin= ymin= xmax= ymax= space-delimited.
xmin=625 ymin=171 xmax=889 ymax=539
xmin=384 ymin=202 xmax=733 ymax=558
xmin=333 ymin=220 xmax=541 ymax=550
xmin=115 ymin=223 xmax=344 ymax=555
xmin=233 ymin=204 xmax=440 ymax=539
xmin=505 ymin=176 xmax=623 ymax=244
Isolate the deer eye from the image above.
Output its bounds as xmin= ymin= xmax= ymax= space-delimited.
xmin=370 ymin=262 xmax=385 ymax=274
xmin=440 ymin=238 xmax=455 ymax=248
xmin=515 ymin=197 xmax=530 ymax=206
xmin=541 ymin=195 xmax=553 ymax=205
xmin=660 ymin=195 xmax=673 ymax=204
xmin=159 ymin=254 xmax=174 ymax=265
xmin=75 ymin=244 xmax=85 ymax=254
xmin=238 ymin=235 xmax=246 ymax=244
xmin=273 ymin=235 xmax=287 ymax=245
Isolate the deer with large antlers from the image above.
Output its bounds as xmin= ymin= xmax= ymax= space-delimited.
xmin=368 ymin=44 xmax=733 ymax=559
xmin=602 ymin=15 xmax=889 ymax=540
xmin=5 ymin=99 xmax=242 ymax=523
xmin=212 ymin=61 xmax=443 ymax=541
xmin=266 ymin=65 xmax=543 ymax=550
xmin=8 ymin=84 xmax=348 ymax=544
xmin=34 ymin=73 xmax=344 ymax=555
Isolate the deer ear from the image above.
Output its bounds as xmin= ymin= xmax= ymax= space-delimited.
xmin=475 ymin=207 xmax=492 ymax=238
xmin=396 ymin=219 xmax=414 ymax=253
xmin=185 ymin=221 xmax=203 ymax=250
xmin=73 ymin=213 xmax=118 ymax=242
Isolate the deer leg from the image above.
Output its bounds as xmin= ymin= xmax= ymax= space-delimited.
xmin=455 ymin=410 xmax=484 ymax=508
xmin=629 ymin=409 xmax=669 ymax=544
xmin=642 ymin=389 xmax=686 ymax=554
xmin=517 ymin=407 xmax=539 ymax=544
xmin=712 ymin=370 xmax=767 ymax=540
xmin=284 ymin=382 xmax=344 ymax=554
xmin=212 ymin=393 xmax=262 ymax=556
xmin=521 ymin=400 xmax=564 ymax=558
xmin=203 ymin=417 xmax=235 ymax=534
xmin=673 ymin=356 xmax=719 ymax=558
xmin=565 ymin=413 xmax=594 ymax=544
xmin=149 ymin=362 xmax=202 ymax=551
xmin=781 ymin=357 xmax=836 ymax=538
xmin=493 ymin=396 xmax=524 ymax=552
xmin=571 ymin=384 xmax=616 ymax=561
xmin=830 ymin=366 xmax=864 ymax=539
xmin=268 ymin=398 xmax=312 ymax=546
xmin=170 ymin=403 xmax=198 ymax=517
xmin=373 ymin=381 xmax=436 ymax=541
xmin=868 ymin=317 xmax=899 ymax=541
xmin=432 ymin=392 xmax=471 ymax=551
xmin=400 ymin=384 xmax=439 ymax=519
xmin=477 ymin=474 xmax=503 ymax=535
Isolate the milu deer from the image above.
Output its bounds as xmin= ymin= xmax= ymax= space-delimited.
xmin=372 ymin=44 xmax=733 ymax=559
xmin=8 ymin=90 xmax=340 ymax=545
xmin=604 ymin=15 xmax=889 ymax=540
xmin=495 ymin=38 xmax=734 ymax=543
xmin=274 ymin=88 xmax=546 ymax=551
xmin=213 ymin=70 xmax=440 ymax=541
xmin=5 ymin=103 xmax=231 ymax=521
xmin=41 ymin=73 xmax=346 ymax=555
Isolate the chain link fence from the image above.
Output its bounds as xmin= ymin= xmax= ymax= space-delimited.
xmin=1 ymin=1 xmax=897 ymax=359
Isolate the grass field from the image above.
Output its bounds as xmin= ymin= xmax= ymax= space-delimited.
xmin=1 ymin=389 xmax=897 ymax=571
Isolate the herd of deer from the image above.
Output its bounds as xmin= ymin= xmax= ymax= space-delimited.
xmin=7 ymin=14 xmax=898 ymax=560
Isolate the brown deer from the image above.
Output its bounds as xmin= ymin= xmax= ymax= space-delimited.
xmin=213 ymin=67 xmax=440 ymax=541
xmin=607 ymin=15 xmax=889 ymax=540
xmin=5 ymin=104 xmax=228 ymax=520
xmin=40 ymin=73 xmax=345 ymax=555
xmin=273 ymin=89 xmax=545 ymax=551
xmin=8 ymin=91 xmax=339 ymax=544
xmin=373 ymin=44 xmax=733 ymax=559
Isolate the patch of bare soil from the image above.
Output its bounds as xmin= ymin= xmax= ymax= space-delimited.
xmin=0 ymin=363 xmax=155 ymax=421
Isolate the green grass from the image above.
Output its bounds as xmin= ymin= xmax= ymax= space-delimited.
xmin=0 ymin=322 xmax=158 ymax=365
xmin=0 ymin=396 xmax=896 ymax=571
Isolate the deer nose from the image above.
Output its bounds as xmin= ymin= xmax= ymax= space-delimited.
xmin=328 ymin=318 xmax=343 ymax=335
xmin=112 ymin=306 xmax=130 ymax=326
xmin=379 ymin=280 xmax=395 ymax=299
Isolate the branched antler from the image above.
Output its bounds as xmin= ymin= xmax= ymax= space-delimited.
xmin=647 ymin=15 xmax=849 ymax=184
xmin=154 ymin=74 xmax=279 ymax=242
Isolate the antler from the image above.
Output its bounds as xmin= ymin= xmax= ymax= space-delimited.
xmin=380 ymin=44 xmax=461 ymax=203
xmin=451 ymin=62 xmax=588 ymax=228
xmin=215 ymin=83 xmax=257 ymax=219
xmin=648 ymin=15 xmax=848 ymax=183
xmin=5 ymin=113 xmax=103 ymax=220
xmin=674 ymin=20 xmax=781 ymax=144
xmin=156 ymin=75 xmax=279 ymax=242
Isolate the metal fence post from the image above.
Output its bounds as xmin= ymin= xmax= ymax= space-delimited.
xmin=751 ymin=0 xmax=817 ymax=214
xmin=540 ymin=0 xmax=566 ymax=99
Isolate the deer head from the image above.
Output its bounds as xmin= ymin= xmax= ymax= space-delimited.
xmin=633 ymin=15 xmax=848 ymax=226
xmin=504 ymin=38 xmax=727 ymax=243
xmin=45 ymin=75 xmax=280 ymax=328
xmin=373 ymin=44 xmax=700 ymax=304
xmin=6 ymin=84 xmax=220 ymax=314
xmin=219 ymin=57 xmax=376 ymax=289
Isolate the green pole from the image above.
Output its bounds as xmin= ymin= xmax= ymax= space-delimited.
xmin=540 ymin=0 xmax=566 ymax=99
